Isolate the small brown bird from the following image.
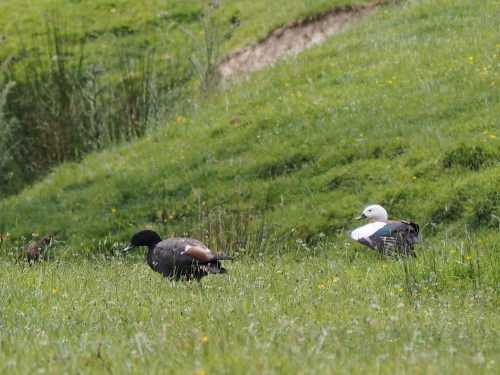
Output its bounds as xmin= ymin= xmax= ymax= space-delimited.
xmin=26 ymin=235 xmax=53 ymax=262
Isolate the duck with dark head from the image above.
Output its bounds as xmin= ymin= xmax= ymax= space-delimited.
xmin=123 ymin=230 xmax=234 ymax=281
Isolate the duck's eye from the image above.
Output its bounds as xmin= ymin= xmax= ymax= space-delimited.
xmin=368 ymin=209 xmax=372 ymax=212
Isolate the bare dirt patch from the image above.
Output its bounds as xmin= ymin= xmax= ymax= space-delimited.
xmin=217 ymin=1 xmax=383 ymax=79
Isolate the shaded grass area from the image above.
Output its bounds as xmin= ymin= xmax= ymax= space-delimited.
xmin=0 ymin=0 xmax=370 ymax=196
xmin=0 ymin=237 xmax=497 ymax=374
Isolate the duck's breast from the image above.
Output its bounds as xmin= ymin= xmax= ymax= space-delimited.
xmin=351 ymin=222 xmax=386 ymax=240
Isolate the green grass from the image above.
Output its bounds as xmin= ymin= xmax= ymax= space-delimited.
xmin=0 ymin=0 xmax=369 ymax=58
xmin=0 ymin=238 xmax=498 ymax=374
xmin=0 ymin=0 xmax=499 ymax=373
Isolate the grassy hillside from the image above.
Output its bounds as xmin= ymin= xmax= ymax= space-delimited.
xmin=0 ymin=0 xmax=498 ymax=374
xmin=1 ymin=0 xmax=497 ymax=245
xmin=1 ymin=0 xmax=369 ymax=197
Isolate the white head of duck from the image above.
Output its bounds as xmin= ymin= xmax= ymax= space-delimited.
xmin=355 ymin=204 xmax=388 ymax=222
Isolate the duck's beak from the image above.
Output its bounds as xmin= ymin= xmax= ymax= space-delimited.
xmin=355 ymin=213 xmax=367 ymax=220
xmin=123 ymin=243 xmax=136 ymax=252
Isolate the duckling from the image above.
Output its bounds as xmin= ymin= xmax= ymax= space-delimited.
xmin=26 ymin=235 xmax=53 ymax=262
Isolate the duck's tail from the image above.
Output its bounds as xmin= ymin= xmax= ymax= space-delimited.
xmin=214 ymin=254 xmax=234 ymax=261
xmin=206 ymin=262 xmax=229 ymax=274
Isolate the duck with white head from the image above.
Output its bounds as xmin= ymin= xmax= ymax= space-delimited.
xmin=350 ymin=204 xmax=419 ymax=257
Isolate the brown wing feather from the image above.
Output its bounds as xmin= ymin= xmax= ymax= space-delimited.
xmin=184 ymin=246 xmax=216 ymax=262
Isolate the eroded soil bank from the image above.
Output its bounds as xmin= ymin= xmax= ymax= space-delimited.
xmin=217 ymin=1 xmax=383 ymax=78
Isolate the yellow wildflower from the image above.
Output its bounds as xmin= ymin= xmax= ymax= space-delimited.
xmin=52 ymin=289 xmax=58 ymax=294
xmin=449 ymin=249 xmax=456 ymax=254
xmin=202 ymin=336 xmax=210 ymax=343
xmin=111 ymin=208 xmax=117 ymax=213
xmin=110 ymin=8 xmax=117 ymax=13
xmin=332 ymin=278 xmax=338 ymax=283
xmin=466 ymin=255 xmax=473 ymax=261
xmin=490 ymin=135 xmax=496 ymax=139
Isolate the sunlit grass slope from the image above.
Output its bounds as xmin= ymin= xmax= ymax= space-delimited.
xmin=1 ymin=0 xmax=368 ymax=63
xmin=2 ymin=0 xmax=497 ymax=245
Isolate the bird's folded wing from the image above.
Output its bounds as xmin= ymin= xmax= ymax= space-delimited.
xmin=183 ymin=246 xmax=216 ymax=262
